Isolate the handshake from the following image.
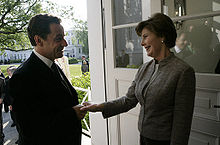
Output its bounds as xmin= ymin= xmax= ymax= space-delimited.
xmin=73 ymin=102 xmax=103 ymax=120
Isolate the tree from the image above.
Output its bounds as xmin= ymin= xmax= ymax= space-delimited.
xmin=0 ymin=0 xmax=75 ymax=51
xmin=0 ymin=0 xmax=43 ymax=50
xmin=74 ymin=19 xmax=89 ymax=55
xmin=42 ymin=0 xmax=75 ymax=22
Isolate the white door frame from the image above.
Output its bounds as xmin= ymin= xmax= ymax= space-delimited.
xmin=87 ymin=0 xmax=108 ymax=145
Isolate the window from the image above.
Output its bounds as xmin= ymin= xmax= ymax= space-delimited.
xmin=162 ymin=0 xmax=220 ymax=74
xmin=172 ymin=17 xmax=220 ymax=73
xmin=113 ymin=0 xmax=142 ymax=25
xmin=113 ymin=0 xmax=143 ymax=68
xmin=162 ymin=0 xmax=220 ymax=17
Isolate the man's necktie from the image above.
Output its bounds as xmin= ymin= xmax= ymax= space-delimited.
xmin=51 ymin=62 xmax=72 ymax=95
xmin=51 ymin=62 xmax=61 ymax=79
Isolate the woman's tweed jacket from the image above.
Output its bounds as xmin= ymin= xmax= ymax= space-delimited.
xmin=102 ymin=53 xmax=195 ymax=145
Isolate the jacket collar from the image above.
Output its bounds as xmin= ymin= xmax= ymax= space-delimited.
xmin=154 ymin=52 xmax=175 ymax=67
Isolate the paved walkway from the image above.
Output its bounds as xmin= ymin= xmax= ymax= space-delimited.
xmin=2 ymin=109 xmax=91 ymax=145
xmin=2 ymin=111 xmax=18 ymax=145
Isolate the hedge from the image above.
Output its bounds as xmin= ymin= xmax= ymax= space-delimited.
xmin=71 ymin=72 xmax=91 ymax=131
xmin=68 ymin=57 xmax=79 ymax=64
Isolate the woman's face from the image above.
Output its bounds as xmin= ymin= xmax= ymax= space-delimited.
xmin=141 ymin=28 xmax=164 ymax=59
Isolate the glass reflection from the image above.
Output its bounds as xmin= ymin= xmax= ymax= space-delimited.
xmin=171 ymin=30 xmax=194 ymax=60
xmin=113 ymin=0 xmax=142 ymax=26
xmin=115 ymin=27 xmax=143 ymax=68
xmin=174 ymin=0 xmax=186 ymax=16
xmin=172 ymin=17 xmax=220 ymax=73
xmin=162 ymin=0 xmax=220 ymax=18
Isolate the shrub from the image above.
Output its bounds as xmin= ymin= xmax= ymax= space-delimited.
xmin=10 ymin=59 xmax=22 ymax=63
xmin=71 ymin=72 xmax=90 ymax=131
xmin=68 ymin=57 xmax=79 ymax=64
xmin=126 ymin=65 xmax=140 ymax=68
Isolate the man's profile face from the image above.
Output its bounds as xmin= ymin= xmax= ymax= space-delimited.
xmin=42 ymin=23 xmax=68 ymax=61
xmin=7 ymin=69 xmax=11 ymax=76
xmin=82 ymin=56 xmax=85 ymax=60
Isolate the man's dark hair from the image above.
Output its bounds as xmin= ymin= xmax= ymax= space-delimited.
xmin=135 ymin=13 xmax=177 ymax=48
xmin=27 ymin=14 xmax=61 ymax=46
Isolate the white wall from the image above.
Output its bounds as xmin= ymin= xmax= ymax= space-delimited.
xmin=0 ymin=49 xmax=32 ymax=63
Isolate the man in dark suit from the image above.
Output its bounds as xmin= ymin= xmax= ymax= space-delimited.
xmin=81 ymin=55 xmax=89 ymax=75
xmin=171 ymin=31 xmax=193 ymax=61
xmin=9 ymin=14 xmax=86 ymax=145
xmin=4 ymin=66 xmax=17 ymax=125
xmin=0 ymin=68 xmax=5 ymax=78
xmin=0 ymin=75 xmax=5 ymax=145
xmin=0 ymin=68 xmax=8 ymax=114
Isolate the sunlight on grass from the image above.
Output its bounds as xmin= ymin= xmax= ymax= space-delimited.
xmin=69 ymin=64 xmax=82 ymax=79
xmin=0 ymin=64 xmax=19 ymax=77
xmin=0 ymin=64 xmax=82 ymax=78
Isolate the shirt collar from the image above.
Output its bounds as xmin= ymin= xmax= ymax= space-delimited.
xmin=33 ymin=49 xmax=53 ymax=68
xmin=174 ymin=45 xmax=182 ymax=53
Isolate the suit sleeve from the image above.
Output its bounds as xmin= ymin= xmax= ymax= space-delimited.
xmin=0 ymin=78 xmax=5 ymax=99
xmin=101 ymin=64 xmax=145 ymax=118
xmin=171 ymin=67 xmax=196 ymax=145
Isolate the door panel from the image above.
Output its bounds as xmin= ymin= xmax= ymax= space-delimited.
xmin=189 ymin=130 xmax=219 ymax=145
xmin=104 ymin=0 xmax=220 ymax=145
xmin=191 ymin=116 xmax=220 ymax=137
xmin=120 ymin=114 xmax=139 ymax=145
xmin=194 ymin=88 xmax=219 ymax=121
xmin=118 ymin=80 xmax=140 ymax=145
xmin=118 ymin=79 xmax=140 ymax=116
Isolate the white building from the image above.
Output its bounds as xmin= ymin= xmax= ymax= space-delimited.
xmin=0 ymin=30 xmax=83 ymax=64
xmin=0 ymin=49 xmax=32 ymax=63
xmin=64 ymin=30 xmax=83 ymax=59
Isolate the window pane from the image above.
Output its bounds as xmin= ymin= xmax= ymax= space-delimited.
xmin=115 ymin=27 xmax=143 ymax=68
xmin=162 ymin=0 xmax=220 ymax=17
xmin=113 ymin=0 xmax=142 ymax=26
xmin=171 ymin=16 xmax=220 ymax=73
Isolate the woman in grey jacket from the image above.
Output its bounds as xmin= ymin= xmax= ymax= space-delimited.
xmin=81 ymin=13 xmax=196 ymax=145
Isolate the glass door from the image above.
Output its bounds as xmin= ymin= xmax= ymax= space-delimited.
xmin=161 ymin=1 xmax=220 ymax=145
xmin=104 ymin=0 xmax=144 ymax=145
xmin=162 ymin=0 xmax=220 ymax=73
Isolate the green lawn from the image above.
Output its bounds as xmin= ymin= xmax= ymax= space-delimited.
xmin=69 ymin=64 xmax=82 ymax=78
xmin=0 ymin=64 xmax=20 ymax=77
xmin=0 ymin=64 xmax=82 ymax=78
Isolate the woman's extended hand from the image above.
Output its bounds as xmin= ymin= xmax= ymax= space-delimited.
xmin=80 ymin=102 xmax=104 ymax=112
xmin=73 ymin=104 xmax=87 ymax=120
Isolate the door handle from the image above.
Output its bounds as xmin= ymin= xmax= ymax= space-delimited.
xmin=212 ymin=105 xmax=220 ymax=108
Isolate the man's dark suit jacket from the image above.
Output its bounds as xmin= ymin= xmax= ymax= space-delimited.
xmin=0 ymin=76 xmax=5 ymax=142
xmin=9 ymin=53 xmax=82 ymax=145
xmin=3 ymin=76 xmax=12 ymax=112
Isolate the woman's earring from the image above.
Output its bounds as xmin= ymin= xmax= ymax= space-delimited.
xmin=161 ymin=40 xmax=164 ymax=43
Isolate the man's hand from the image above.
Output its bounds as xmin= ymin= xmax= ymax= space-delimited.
xmin=73 ymin=104 xmax=87 ymax=120
xmin=80 ymin=102 xmax=104 ymax=112
xmin=0 ymin=98 xmax=3 ymax=104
